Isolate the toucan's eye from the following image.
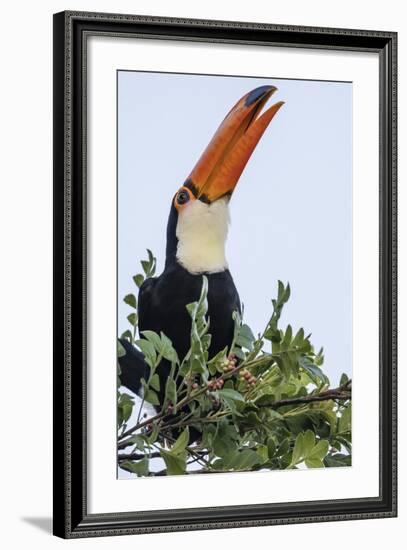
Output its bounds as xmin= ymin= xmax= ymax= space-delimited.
xmin=177 ymin=190 xmax=190 ymax=205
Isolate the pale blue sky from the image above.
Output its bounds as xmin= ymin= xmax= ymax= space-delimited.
xmin=117 ymin=70 xmax=352 ymax=385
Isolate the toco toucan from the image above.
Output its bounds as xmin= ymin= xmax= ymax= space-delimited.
xmin=119 ymin=85 xmax=284 ymax=407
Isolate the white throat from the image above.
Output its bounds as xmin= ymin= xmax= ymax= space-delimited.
xmin=176 ymin=198 xmax=230 ymax=274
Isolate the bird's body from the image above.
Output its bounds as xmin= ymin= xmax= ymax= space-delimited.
xmin=137 ymin=195 xmax=241 ymax=402
xmin=138 ymin=261 xmax=240 ymax=402
xmin=118 ymin=85 xmax=284 ymax=410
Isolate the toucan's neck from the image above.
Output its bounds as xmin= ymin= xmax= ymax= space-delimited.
xmin=165 ymin=204 xmax=179 ymax=269
xmin=165 ymin=198 xmax=230 ymax=275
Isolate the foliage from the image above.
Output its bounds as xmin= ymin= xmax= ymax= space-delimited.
xmin=117 ymin=250 xmax=352 ymax=477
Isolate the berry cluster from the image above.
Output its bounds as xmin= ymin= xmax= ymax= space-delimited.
xmin=207 ymin=378 xmax=224 ymax=391
xmin=239 ymin=368 xmax=257 ymax=386
xmin=222 ymin=354 xmax=237 ymax=373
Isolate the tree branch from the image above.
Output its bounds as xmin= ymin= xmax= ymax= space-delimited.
xmin=118 ymin=451 xmax=161 ymax=461
xmin=269 ymin=380 xmax=352 ymax=409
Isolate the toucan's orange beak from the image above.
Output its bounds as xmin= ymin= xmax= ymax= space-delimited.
xmin=185 ymin=85 xmax=284 ymax=203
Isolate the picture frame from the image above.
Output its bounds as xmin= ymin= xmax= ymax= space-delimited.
xmin=53 ymin=10 xmax=397 ymax=538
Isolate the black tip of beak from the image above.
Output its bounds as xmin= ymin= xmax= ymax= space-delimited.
xmin=245 ymin=85 xmax=277 ymax=106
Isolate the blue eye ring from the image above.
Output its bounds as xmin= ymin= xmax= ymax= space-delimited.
xmin=176 ymin=189 xmax=191 ymax=205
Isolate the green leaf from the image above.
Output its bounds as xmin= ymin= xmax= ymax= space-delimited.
xmin=246 ymin=411 xmax=262 ymax=426
xmin=121 ymin=402 xmax=133 ymax=423
xmin=140 ymin=249 xmax=157 ymax=278
xmin=186 ymin=276 xmax=210 ymax=376
xmin=324 ymin=453 xmax=351 ymax=467
xmin=218 ymin=388 xmax=245 ymax=402
xmin=290 ymin=433 xmax=304 ymax=466
xmin=277 ymin=438 xmax=289 ymax=457
xmin=292 ymin=327 xmax=305 ymax=347
xmin=340 ymin=372 xmax=349 ymax=386
xmin=123 ymin=293 xmax=137 ymax=309
xmin=171 ymin=428 xmax=189 ymax=455
xmin=141 ymin=260 xmax=150 ymax=275
xmin=147 ymin=423 xmax=159 ymax=444
xmin=144 ymin=388 xmax=160 ymax=406
xmin=213 ymin=435 xmax=236 ymax=458
xmin=141 ymin=330 xmax=162 ymax=353
xmin=283 ymin=283 xmax=291 ymax=303
xmin=267 ymin=438 xmax=276 ymax=458
xmin=304 ymin=457 xmax=324 ymax=469
xmin=256 ymin=445 xmax=269 ymax=463
xmin=127 ymin=312 xmax=138 ymax=327
xmin=228 ymin=449 xmax=262 ymax=470
xmin=236 ymin=324 xmax=255 ymax=351
xmin=308 ymin=439 xmax=329 ymax=460
xmin=277 ymin=280 xmax=285 ymax=301
xmin=120 ymin=330 xmax=132 ymax=342
xmin=303 ymin=430 xmax=316 ymax=456
xmin=117 ymin=392 xmax=135 ymax=427
xmin=282 ymin=325 xmax=293 ymax=348
xmin=120 ymin=458 xmax=149 ymax=477
xmin=150 ymin=373 xmax=160 ymax=391
xmin=135 ymin=339 xmax=157 ymax=368
xmin=212 ymin=421 xmax=240 ymax=457
xmin=207 ymin=347 xmax=228 ymax=375
xmin=339 ymin=403 xmax=352 ymax=433
xmin=133 ymin=274 xmax=145 ymax=288
xmin=160 ymin=449 xmax=187 ymax=475
xmin=165 ymin=377 xmax=177 ymax=408
xmin=300 ymin=357 xmax=330 ymax=387
xmin=126 ymin=434 xmax=146 ymax=451
xmin=160 ymin=332 xmax=179 ymax=363
xmin=315 ymin=348 xmax=325 ymax=366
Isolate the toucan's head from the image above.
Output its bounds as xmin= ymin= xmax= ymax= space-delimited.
xmin=166 ymin=85 xmax=284 ymax=274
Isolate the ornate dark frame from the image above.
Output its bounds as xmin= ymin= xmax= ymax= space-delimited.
xmin=53 ymin=10 xmax=397 ymax=539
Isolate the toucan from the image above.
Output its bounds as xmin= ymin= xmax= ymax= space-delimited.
xmin=119 ymin=85 xmax=284 ymax=408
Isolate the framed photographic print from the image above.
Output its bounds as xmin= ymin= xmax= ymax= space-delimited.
xmin=53 ymin=10 xmax=397 ymax=538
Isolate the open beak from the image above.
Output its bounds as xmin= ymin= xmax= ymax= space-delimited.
xmin=186 ymin=85 xmax=284 ymax=203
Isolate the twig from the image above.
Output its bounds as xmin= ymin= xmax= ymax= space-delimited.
xmin=187 ymin=452 xmax=209 ymax=466
xmin=135 ymin=395 xmax=146 ymax=427
xmin=268 ymin=380 xmax=352 ymax=409
xmin=118 ymin=451 xmax=161 ymax=461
